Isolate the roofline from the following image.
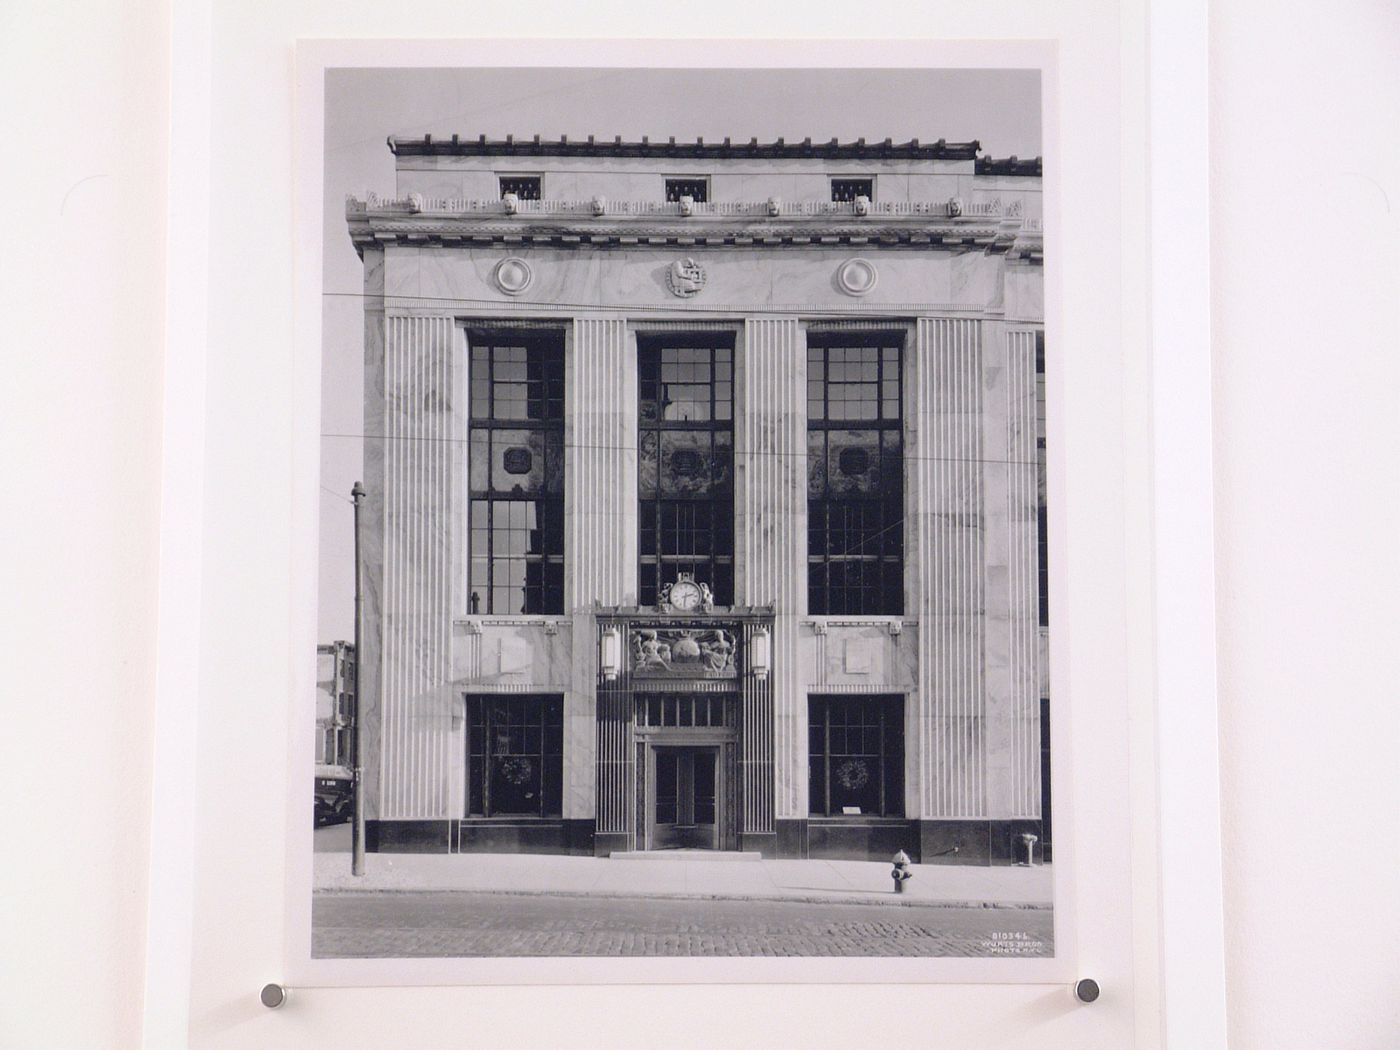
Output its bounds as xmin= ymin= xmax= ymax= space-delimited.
xmin=343 ymin=198 xmax=1045 ymax=262
xmin=388 ymin=134 xmax=987 ymax=163
xmin=975 ymin=156 xmax=1043 ymax=176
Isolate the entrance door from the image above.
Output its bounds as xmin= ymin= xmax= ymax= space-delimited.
xmin=652 ymin=747 xmax=718 ymax=849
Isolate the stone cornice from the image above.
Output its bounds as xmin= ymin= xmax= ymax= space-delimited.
xmin=389 ymin=134 xmax=983 ymax=162
xmin=346 ymin=196 xmax=1043 ymax=261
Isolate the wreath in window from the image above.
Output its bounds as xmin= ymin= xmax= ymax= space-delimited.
xmin=835 ymin=758 xmax=870 ymax=791
xmin=497 ymin=756 xmax=534 ymax=785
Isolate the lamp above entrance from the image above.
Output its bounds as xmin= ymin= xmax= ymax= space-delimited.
xmin=749 ymin=626 xmax=771 ymax=681
xmin=599 ymin=626 xmax=622 ymax=682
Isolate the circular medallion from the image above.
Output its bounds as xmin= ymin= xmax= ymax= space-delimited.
xmin=493 ymin=257 xmax=533 ymax=296
xmin=838 ymin=448 xmax=872 ymax=477
xmin=837 ymin=258 xmax=879 ymax=297
xmin=666 ymin=257 xmax=708 ymax=298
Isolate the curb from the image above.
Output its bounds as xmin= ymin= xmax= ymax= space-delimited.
xmin=312 ymin=886 xmax=1052 ymax=910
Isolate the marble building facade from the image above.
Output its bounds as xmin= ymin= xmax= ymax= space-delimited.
xmin=345 ymin=135 xmax=1046 ymax=864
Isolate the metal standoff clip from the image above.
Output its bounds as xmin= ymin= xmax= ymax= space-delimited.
xmin=1073 ymin=978 xmax=1101 ymax=1004
xmin=260 ymin=983 xmax=288 ymax=1009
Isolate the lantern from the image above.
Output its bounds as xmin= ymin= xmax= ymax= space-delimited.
xmin=599 ymin=626 xmax=622 ymax=682
xmin=749 ymin=626 xmax=771 ymax=680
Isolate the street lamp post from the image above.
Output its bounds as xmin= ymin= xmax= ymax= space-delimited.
xmin=351 ymin=481 xmax=367 ymax=877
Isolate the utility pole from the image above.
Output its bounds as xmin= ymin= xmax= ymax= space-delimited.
xmin=351 ymin=481 xmax=367 ymax=877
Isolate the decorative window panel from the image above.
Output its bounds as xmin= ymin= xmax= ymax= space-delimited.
xmin=638 ymin=337 xmax=735 ymax=606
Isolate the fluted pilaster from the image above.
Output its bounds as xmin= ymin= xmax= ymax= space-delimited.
xmin=910 ymin=318 xmax=985 ymax=818
xmin=373 ymin=314 xmax=458 ymax=819
xmin=566 ymin=316 xmax=637 ymax=610
xmin=1003 ymin=328 xmax=1042 ymax=816
xmin=737 ymin=317 xmax=806 ymax=822
xmin=569 ymin=317 xmax=637 ymax=823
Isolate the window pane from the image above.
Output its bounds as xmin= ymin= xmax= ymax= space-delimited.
xmin=808 ymin=695 xmax=903 ymax=816
xmin=807 ymin=340 xmax=904 ymax=615
xmin=831 ymin=178 xmax=874 ymax=202
xmin=638 ymin=338 xmax=735 ymax=606
xmin=499 ymin=176 xmax=541 ymax=200
xmin=665 ymin=178 xmax=709 ymax=203
xmin=466 ymin=695 xmax=564 ymax=817
xmin=467 ymin=335 xmax=565 ymax=613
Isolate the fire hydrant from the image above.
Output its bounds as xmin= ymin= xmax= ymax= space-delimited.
xmin=891 ymin=849 xmax=913 ymax=893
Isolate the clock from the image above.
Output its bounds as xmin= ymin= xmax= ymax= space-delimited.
xmin=664 ymin=575 xmax=710 ymax=612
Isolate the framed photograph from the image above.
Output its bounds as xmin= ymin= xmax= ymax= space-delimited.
xmin=295 ymin=47 xmax=1061 ymax=987
xmin=150 ymin=9 xmax=1225 ymax=1048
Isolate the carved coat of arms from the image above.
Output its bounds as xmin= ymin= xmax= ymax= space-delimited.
xmin=666 ymin=257 xmax=707 ymax=298
xmin=631 ymin=628 xmax=736 ymax=677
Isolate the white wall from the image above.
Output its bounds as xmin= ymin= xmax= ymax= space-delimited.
xmin=0 ymin=2 xmax=168 ymax=1048
xmin=3 ymin=1 xmax=1398 ymax=1048
xmin=1210 ymin=2 xmax=1400 ymax=1047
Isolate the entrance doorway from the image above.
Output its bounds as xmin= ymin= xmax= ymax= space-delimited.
xmin=651 ymin=746 xmax=718 ymax=850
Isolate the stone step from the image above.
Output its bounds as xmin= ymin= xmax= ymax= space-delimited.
xmin=607 ymin=850 xmax=763 ymax=863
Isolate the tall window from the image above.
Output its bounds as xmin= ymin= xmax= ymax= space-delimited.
xmin=468 ymin=330 xmax=565 ymax=614
xmin=466 ymin=695 xmax=563 ymax=817
xmin=638 ymin=335 xmax=734 ymax=606
xmin=807 ymin=334 xmax=904 ymax=614
xmin=809 ymin=695 xmax=904 ymax=817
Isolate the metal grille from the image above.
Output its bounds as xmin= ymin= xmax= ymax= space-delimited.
xmin=595 ymin=672 xmax=634 ymax=837
xmin=635 ymin=694 xmax=736 ymax=729
xmin=740 ymin=622 xmax=775 ymax=834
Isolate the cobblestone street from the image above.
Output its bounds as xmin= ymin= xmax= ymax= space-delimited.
xmin=313 ymin=891 xmax=1053 ymax=958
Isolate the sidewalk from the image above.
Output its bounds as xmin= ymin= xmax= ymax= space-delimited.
xmin=313 ymin=847 xmax=1053 ymax=910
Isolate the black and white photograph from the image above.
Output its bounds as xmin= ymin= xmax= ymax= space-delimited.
xmin=310 ymin=63 xmax=1054 ymax=964
xmin=18 ymin=0 xmax=1400 ymax=1044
